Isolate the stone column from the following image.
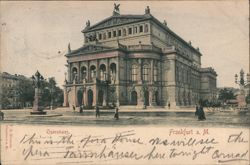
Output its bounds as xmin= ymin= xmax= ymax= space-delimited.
xmin=78 ymin=62 xmax=81 ymax=83
xmin=106 ymin=59 xmax=110 ymax=106
xmin=151 ymin=90 xmax=156 ymax=106
xmin=83 ymin=87 xmax=87 ymax=106
xmin=87 ymin=61 xmax=90 ymax=83
xmin=63 ymin=85 xmax=69 ymax=107
xmin=150 ymin=60 xmax=154 ymax=84
xmin=73 ymin=84 xmax=78 ymax=107
xmin=137 ymin=88 xmax=144 ymax=107
xmin=159 ymin=61 xmax=164 ymax=106
xmin=149 ymin=90 xmax=153 ymax=106
xmin=96 ymin=60 xmax=100 ymax=80
xmin=138 ymin=59 xmax=142 ymax=83
xmin=116 ymin=57 xmax=120 ymax=107
xmin=116 ymin=57 xmax=119 ymax=84
xmin=68 ymin=63 xmax=71 ymax=82
xmin=169 ymin=59 xmax=176 ymax=83
xmin=93 ymin=79 xmax=97 ymax=106
xmin=116 ymin=85 xmax=120 ymax=107
xmin=103 ymin=88 xmax=107 ymax=106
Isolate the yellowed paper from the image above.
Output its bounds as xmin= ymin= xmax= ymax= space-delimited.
xmin=1 ymin=124 xmax=249 ymax=165
xmin=0 ymin=1 xmax=249 ymax=165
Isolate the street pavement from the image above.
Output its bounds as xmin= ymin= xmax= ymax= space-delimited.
xmin=0 ymin=107 xmax=249 ymax=128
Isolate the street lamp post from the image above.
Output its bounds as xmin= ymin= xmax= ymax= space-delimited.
xmin=30 ymin=71 xmax=47 ymax=115
xmin=234 ymin=69 xmax=250 ymax=108
xmin=235 ymin=69 xmax=250 ymax=87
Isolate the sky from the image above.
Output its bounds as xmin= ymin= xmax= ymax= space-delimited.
xmin=0 ymin=1 xmax=249 ymax=88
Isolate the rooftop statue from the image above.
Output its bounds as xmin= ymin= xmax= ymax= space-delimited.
xmin=163 ymin=20 xmax=167 ymax=26
xmin=113 ymin=3 xmax=120 ymax=15
xmin=145 ymin=6 xmax=150 ymax=14
xmin=86 ymin=20 xmax=90 ymax=27
xmin=68 ymin=43 xmax=71 ymax=53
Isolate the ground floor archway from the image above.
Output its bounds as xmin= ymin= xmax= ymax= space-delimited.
xmin=98 ymin=90 xmax=104 ymax=106
xmin=131 ymin=91 xmax=137 ymax=105
xmin=144 ymin=90 xmax=149 ymax=106
xmin=87 ymin=89 xmax=93 ymax=106
xmin=77 ymin=90 xmax=83 ymax=106
xmin=155 ymin=91 xmax=160 ymax=106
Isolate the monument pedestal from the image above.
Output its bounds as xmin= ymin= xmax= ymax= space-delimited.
xmin=30 ymin=88 xmax=47 ymax=115
xmin=237 ymin=94 xmax=247 ymax=108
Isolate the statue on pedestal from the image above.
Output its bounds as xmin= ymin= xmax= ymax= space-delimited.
xmin=31 ymin=71 xmax=47 ymax=115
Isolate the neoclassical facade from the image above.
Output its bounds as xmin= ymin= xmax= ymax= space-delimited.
xmin=63 ymin=5 xmax=217 ymax=108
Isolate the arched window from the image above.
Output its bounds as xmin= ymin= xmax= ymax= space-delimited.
xmin=154 ymin=63 xmax=158 ymax=81
xmin=131 ymin=64 xmax=138 ymax=81
xmin=72 ymin=67 xmax=78 ymax=81
xmin=81 ymin=66 xmax=87 ymax=80
xmin=90 ymin=65 xmax=96 ymax=81
xmin=142 ymin=64 xmax=150 ymax=81
xmin=99 ymin=64 xmax=106 ymax=81
xmin=110 ymin=63 xmax=116 ymax=83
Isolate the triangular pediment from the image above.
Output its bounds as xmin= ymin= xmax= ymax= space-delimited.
xmin=67 ymin=44 xmax=114 ymax=56
xmin=84 ymin=15 xmax=149 ymax=32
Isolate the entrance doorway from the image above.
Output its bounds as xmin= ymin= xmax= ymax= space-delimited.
xmin=87 ymin=89 xmax=93 ymax=106
xmin=77 ymin=90 xmax=83 ymax=106
xmin=98 ymin=90 xmax=104 ymax=106
xmin=155 ymin=91 xmax=160 ymax=105
xmin=131 ymin=91 xmax=137 ymax=105
xmin=144 ymin=91 xmax=149 ymax=106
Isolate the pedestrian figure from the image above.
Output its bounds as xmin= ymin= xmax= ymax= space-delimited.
xmin=195 ymin=104 xmax=199 ymax=116
xmin=195 ymin=104 xmax=206 ymax=121
xmin=0 ymin=111 xmax=4 ymax=120
xmin=114 ymin=107 xmax=119 ymax=120
xmin=95 ymin=105 xmax=100 ymax=118
xmin=73 ymin=105 xmax=76 ymax=112
xmin=79 ymin=105 xmax=83 ymax=113
xmin=168 ymin=102 xmax=171 ymax=109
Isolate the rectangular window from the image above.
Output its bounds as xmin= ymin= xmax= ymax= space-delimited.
xmin=103 ymin=33 xmax=106 ymax=40
xmin=131 ymin=65 xmax=137 ymax=81
xmin=113 ymin=31 xmax=117 ymax=37
xmin=118 ymin=30 xmax=122 ymax=36
xmin=134 ymin=27 xmax=137 ymax=33
xmin=128 ymin=28 xmax=132 ymax=35
xmin=154 ymin=67 xmax=158 ymax=81
xmin=139 ymin=25 xmax=143 ymax=33
xmin=108 ymin=32 xmax=111 ymax=38
xmin=98 ymin=34 xmax=102 ymax=40
xmin=142 ymin=65 xmax=149 ymax=81
xmin=123 ymin=29 xmax=127 ymax=36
